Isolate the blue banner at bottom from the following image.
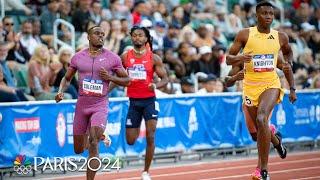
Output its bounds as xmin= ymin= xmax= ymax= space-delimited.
xmin=0 ymin=90 xmax=319 ymax=168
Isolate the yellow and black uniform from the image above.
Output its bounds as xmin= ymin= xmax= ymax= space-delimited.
xmin=242 ymin=26 xmax=284 ymax=106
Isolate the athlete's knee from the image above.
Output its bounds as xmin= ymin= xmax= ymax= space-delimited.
xmin=74 ymin=148 xmax=84 ymax=154
xmin=146 ymin=132 xmax=155 ymax=146
xmin=126 ymin=136 xmax=137 ymax=145
xmin=256 ymin=109 xmax=268 ymax=126
xmin=250 ymin=133 xmax=257 ymax=141
xmin=126 ymin=134 xmax=138 ymax=145
xmin=74 ymin=146 xmax=85 ymax=154
xmin=88 ymin=136 xmax=99 ymax=149
xmin=126 ymin=128 xmax=139 ymax=145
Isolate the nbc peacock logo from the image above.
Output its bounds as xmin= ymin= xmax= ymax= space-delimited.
xmin=13 ymin=155 xmax=32 ymax=175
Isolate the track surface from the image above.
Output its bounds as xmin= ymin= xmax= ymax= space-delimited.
xmin=40 ymin=151 xmax=320 ymax=180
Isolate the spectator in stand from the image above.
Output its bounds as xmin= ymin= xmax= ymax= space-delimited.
xmin=0 ymin=42 xmax=16 ymax=88
xmin=4 ymin=0 xmax=33 ymax=16
xmin=193 ymin=24 xmax=216 ymax=48
xmin=152 ymin=21 xmax=167 ymax=51
xmin=0 ymin=41 xmax=33 ymax=101
xmin=132 ymin=0 xmax=146 ymax=25
xmin=169 ymin=6 xmax=185 ymax=29
xmin=180 ymin=76 xmax=195 ymax=93
xmin=103 ymin=0 xmax=132 ymax=22
xmin=193 ymin=46 xmax=221 ymax=78
xmin=197 ymin=74 xmax=217 ymax=94
xmin=72 ymin=0 xmax=91 ymax=33
xmin=311 ymin=74 xmax=320 ymax=89
xmin=153 ymin=2 xmax=169 ymax=22
xmin=228 ymin=3 xmax=244 ymax=35
xmin=121 ymin=18 xmax=130 ymax=35
xmin=163 ymin=24 xmax=181 ymax=51
xmin=31 ymin=18 xmax=47 ymax=45
xmin=105 ymin=19 xmax=125 ymax=54
xmin=59 ymin=0 xmax=72 ymax=22
xmin=28 ymin=45 xmax=70 ymax=100
xmin=2 ymin=16 xmax=16 ymax=51
xmin=177 ymin=42 xmax=199 ymax=76
xmin=179 ymin=25 xmax=197 ymax=45
xmin=310 ymin=8 xmax=320 ymax=32
xmin=0 ymin=22 xmax=5 ymax=42
xmin=164 ymin=49 xmax=186 ymax=78
xmin=90 ymin=1 xmax=103 ymax=25
xmin=0 ymin=65 xmax=28 ymax=102
xmin=18 ymin=20 xmax=41 ymax=57
xmin=53 ymin=46 xmax=78 ymax=99
xmin=40 ymin=0 xmax=60 ymax=35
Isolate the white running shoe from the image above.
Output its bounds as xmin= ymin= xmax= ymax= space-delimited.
xmin=141 ymin=171 xmax=151 ymax=180
xmin=101 ymin=131 xmax=111 ymax=147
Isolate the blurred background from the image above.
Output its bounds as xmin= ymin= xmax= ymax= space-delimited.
xmin=0 ymin=0 xmax=319 ymax=102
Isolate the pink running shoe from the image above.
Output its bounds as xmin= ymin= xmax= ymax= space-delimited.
xmin=269 ymin=124 xmax=276 ymax=135
xmin=251 ymin=167 xmax=261 ymax=180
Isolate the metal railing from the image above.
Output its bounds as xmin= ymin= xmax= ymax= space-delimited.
xmin=192 ymin=72 xmax=208 ymax=93
xmin=0 ymin=0 xmax=4 ymax=20
xmin=53 ymin=18 xmax=75 ymax=53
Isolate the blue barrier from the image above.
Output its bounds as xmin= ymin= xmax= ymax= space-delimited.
xmin=0 ymin=90 xmax=319 ymax=168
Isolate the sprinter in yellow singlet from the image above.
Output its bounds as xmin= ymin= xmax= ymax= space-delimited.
xmin=226 ymin=1 xmax=297 ymax=180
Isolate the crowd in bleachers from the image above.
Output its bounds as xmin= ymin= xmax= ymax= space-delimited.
xmin=0 ymin=0 xmax=319 ymax=102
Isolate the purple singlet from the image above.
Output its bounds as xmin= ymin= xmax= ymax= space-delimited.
xmin=69 ymin=48 xmax=123 ymax=135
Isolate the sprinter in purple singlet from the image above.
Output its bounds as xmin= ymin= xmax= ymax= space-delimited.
xmin=55 ymin=26 xmax=129 ymax=180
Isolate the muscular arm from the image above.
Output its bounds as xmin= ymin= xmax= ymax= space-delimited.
xmin=109 ymin=67 xmax=130 ymax=86
xmin=226 ymin=29 xmax=249 ymax=66
xmin=103 ymin=53 xmax=130 ymax=88
xmin=279 ymin=32 xmax=295 ymax=89
xmin=225 ymin=65 xmax=243 ymax=87
xmin=58 ymin=68 xmax=77 ymax=93
xmin=153 ymin=54 xmax=169 ymax=89
xmin=108 ymin=52 xmax=128 ymax=92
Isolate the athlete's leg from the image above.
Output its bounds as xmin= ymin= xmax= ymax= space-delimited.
xmin=243 ymin=104 xmax=258 ymax=140
xmin=144 ymin=119 xmax=157 ymax=172
xmin=142 ymin=99 xmax=158 ymax=173
xmin=126 ymin=100 xmax=143 ymax=145
xmin=73 ymin=135 xmax=88 ymax=154
xmin=86 ymin=126 xmax=104 ymax=180
xmin=126 ymin=128 xmax=140 ymax=145
xmin=244 ymin=105 xmax=277 ymax=144
xmin=73 ymin=106 xmax=90 ymax=154
xmin=86 ymin=109 xmax=107 ymax=180
xmin=243 ymin=104 xmax=262 ymax=180
xmin=256 ymin=88 xmax=280 ymax=172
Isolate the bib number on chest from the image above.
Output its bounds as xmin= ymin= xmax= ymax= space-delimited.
xmin=82 ymin=79 xmax=103 ymax=96
xmin=252 ymin=54 xmax=274 ymax=72
xmin=128 ymin=64 xmax=147 ymax=80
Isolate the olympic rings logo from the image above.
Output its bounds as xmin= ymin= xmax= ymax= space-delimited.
xmin=13 ymin=165 xmax=32 ymax=175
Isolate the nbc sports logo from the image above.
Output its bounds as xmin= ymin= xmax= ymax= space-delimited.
xmin=13 ymin=155 xmax=32 ymax=175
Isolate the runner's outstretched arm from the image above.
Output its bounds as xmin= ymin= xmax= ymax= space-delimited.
xmin=55 ymin=68 xmax=77 ymax=102
xmin=226 ymin=29 xmax=251 ymax=66
xmin=151 ymin=54 xmax=169 ymax=90
xmin=279 ymin=32 xmax=297 ymax=103
xmin=99 ymin=67 xmax=130 ymax=87
xmin=225 ymin=65 xmax=243 ymax=87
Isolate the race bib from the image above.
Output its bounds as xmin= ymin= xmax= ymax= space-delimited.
xmin=128 ymin=64 xmax=147 ymax=80
xmin=82 ymin=79 xmax=103 ymax=96
xmin=252 ymin=54 xmax=274 ymax=72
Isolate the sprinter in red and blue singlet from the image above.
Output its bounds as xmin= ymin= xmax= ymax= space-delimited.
xmin=121 ymin=26 xmax=168 ymax=180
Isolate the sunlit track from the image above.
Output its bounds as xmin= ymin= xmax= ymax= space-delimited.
xmin=38 ymin=151 xmax=320 ymax=180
